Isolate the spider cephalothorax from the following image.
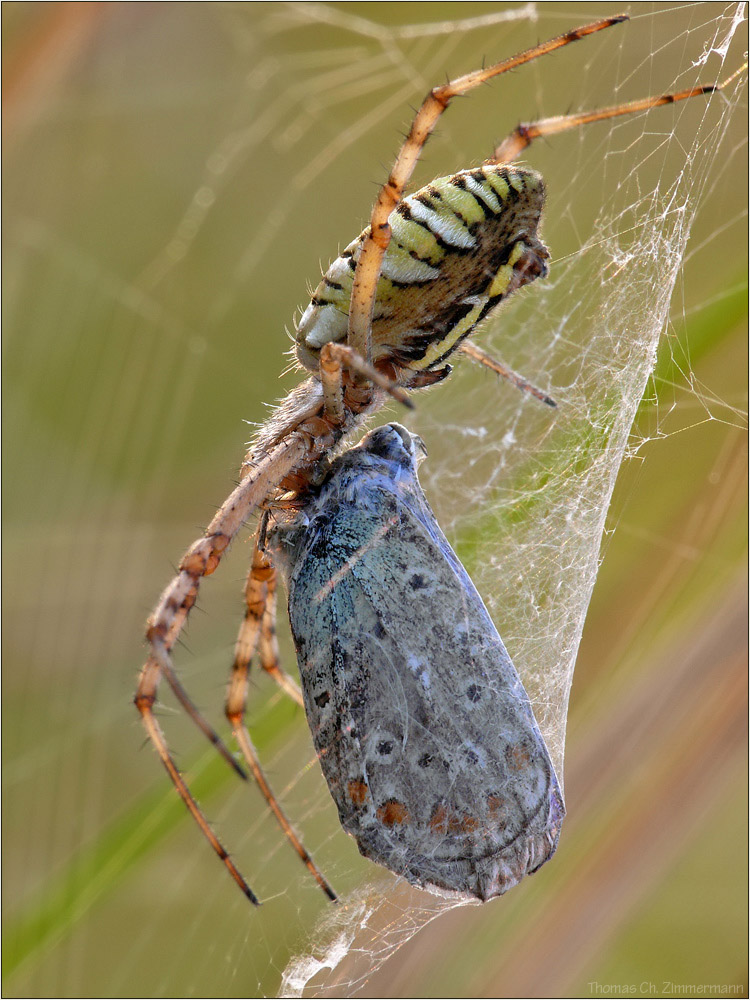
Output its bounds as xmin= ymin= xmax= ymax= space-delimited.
xmin=135 ymin=15 xmax=732 ymax=904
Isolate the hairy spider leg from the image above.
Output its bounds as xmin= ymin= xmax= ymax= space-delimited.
xmin=320 ymin=341 xmax=413 ymax=426
xmin=161 ymin=661 xmax=249 ymax=780
xmin=144 ymin=563 xmax=248 ymax=781
xmin=256 ymin=561 xmax=304 ymax=706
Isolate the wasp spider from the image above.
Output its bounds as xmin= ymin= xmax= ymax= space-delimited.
xmin=135 ymin=15 xmax=737 ymax=904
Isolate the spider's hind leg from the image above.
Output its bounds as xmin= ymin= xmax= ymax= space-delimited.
xmin=225 ymin=533 xmax=337 ymax=902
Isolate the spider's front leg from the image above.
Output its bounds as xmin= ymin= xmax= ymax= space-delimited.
xmin=490 ymin=80 xmax=726 ymax=165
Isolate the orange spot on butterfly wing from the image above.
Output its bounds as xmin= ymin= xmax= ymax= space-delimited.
xmin=347 ymin=778 xmax=370 ymax=806
xmin=429 ymin=801 xmax=480 ymax=835
xmin=506 ymin=743 xmax=532 ymax=771
xmin=376 ymin=799 xmax=410 ymax=826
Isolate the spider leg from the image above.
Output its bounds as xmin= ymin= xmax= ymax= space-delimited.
xmin=143 ymin=592 xmax=249 ymax=778
xmin=321 ymin=341 xmax=413 ymax=414
xmin=135 ymin=640 xmax=260 ymax=904
xmin=145 ymin=431 xmax=312 ymax=659
xmin=258 ymin=567 xmax=304 ymax=707
xmin=162 ymin=662 xmax=248 ymax=780
xmin=226 ymin=537 xmax=337 ymax=902
xmin=137 ymin=429 xmax=331 ymax=900
xmin=319 ymin=341 xmax=345 ymax=425
xmin=230 ymin=538 xmax=272 ymax=696
xmin=459 ymin=340 xmax=557 ymax=408
xmin=490 ymin=73 xmax=741 ymax=164
xmin=346 ymin=14 xmax=629 ymax=366
xmin=231 ymin=532 xmax=303 ymax=707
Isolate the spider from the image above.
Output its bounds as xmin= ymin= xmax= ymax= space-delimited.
xmin=135 ymin=14 xmax=735 ymax=904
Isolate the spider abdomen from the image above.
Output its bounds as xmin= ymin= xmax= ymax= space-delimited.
xmin=296 ymin=165 xmax=549 ymax=382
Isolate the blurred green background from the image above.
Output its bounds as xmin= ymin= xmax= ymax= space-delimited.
xmin=3 ymin=3 xmax=747 ymax=998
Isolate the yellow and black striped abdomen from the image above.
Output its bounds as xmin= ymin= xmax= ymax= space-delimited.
xmin=295 ymin=165 xmax=549 ymax=385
